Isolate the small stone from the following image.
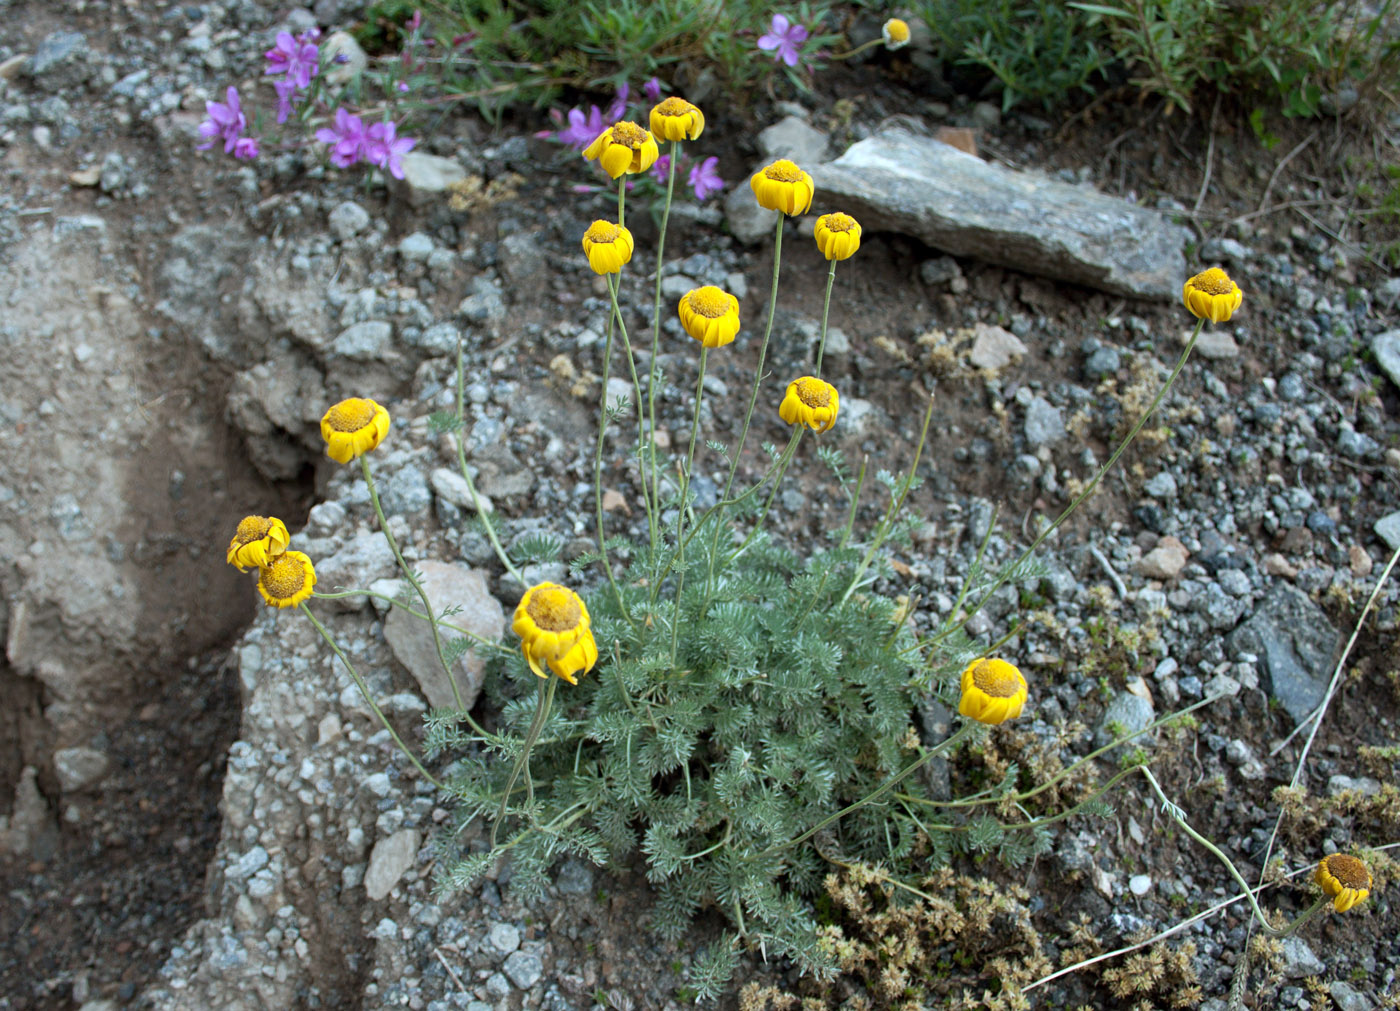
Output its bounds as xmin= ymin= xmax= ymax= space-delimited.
xmin=430 ymin=467 xmax=494 ymax=514
xmin=1278 ymin=936 xmax=1324 ymax=979
xmin=1143 ymin=472 xmax=1177 ymax=499
xmin=555 ymin=856 xmax=595 ymax=895
xmin=968 ymin=322 xmax=1027 ymax=371
xmin=398 ymin=232 xmax=435 ymax=262
xmin=756 ymin=115 xmax=829 ymax=164
xmin=487 ymin=922 xmax=520 ymax=955
xmin=365 ymin=828 xmax=420 ymax=900
xmin=1330 ymin=980 xmax=1374 ymax=1011
xmin=503 ymin=950 xmax=543 ymax=989
xmin=1348 ymin=545 xmax=1373 ymax=577
xmin=1370 ymin=329 xmax=1400 ymax=390
xmin=383 ymin=561 xmax=504 ymax=710
xmin=1024 ymin=397 xmax=1065 ymax=448
xmin=53 ymin=747 xmax=110 ymax=792
xmin=1375 ymin=511 xmax=1400 ymax=552
xmin=393 ymin=153 xmax=468 ymax=208
xmin=333 ymin=320 xmax=393 ymax=361
xmin=321 ymin=31 xmax=367 ymax=86
xmin=1094 ymin=691 xmax=1155 ymax=750
xmin=1191 ymin=328 xmax=1239 ymax=359
xmin=1138 ymin=536 xmax=1188 ymax=580
xmin=1128 ymin=874 xmax=1152 ymax=896
xmin=328 ymin=201 xmax=371 ymax=239
xmin=919 ymin=256 xmax=961 ymax=286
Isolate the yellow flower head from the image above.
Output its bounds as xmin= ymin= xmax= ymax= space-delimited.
xmin=1316 ymin=853 xmax=1372 ymax=913
xmin=581 ymin=220 xmax=635 ymax=275
xmin=320 ymin=397 xmax=390 ymax=465
xmin=512 ymin=582 xmax=598 ymax=685
xmin=814 ymin=212 xmax=862 ymax=261
xmin=779 ymin=376 xmax=840 ymax=433
xmin=257 ymin=550 xmax=317 ymax=609
xmin=958 ymin=658 xmax=1028 ymax=725
xmin=583 ymin=120 xmax=660 ymax=179
xmin=649 ymin=96 xmax=705 ymax=142
xmin=227 ymin=515 xmax=291 ymax=572
xmin=882 ymin=18 xmax=911 ymax=50
xmin=1182 ymin=267 xmax=1243 ymax=323
xmin=750 ymin=159 xmax=815 ymax=216
xmin=678 ymin=286 xmax=741 ymax=348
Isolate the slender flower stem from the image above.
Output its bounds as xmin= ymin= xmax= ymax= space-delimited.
xmin=662 ymin=346 xmax=710 ymax=657
xmin=607 ymin=273 xmax=655 ymax=546
xmin=936 ymin=318 xmax=1207 ymax=644
xmin=490 ymin=674 xmax=558 ymax=848
xmin=1138 ymin=766 xmax=1303 ymax=937
xmin=454 ymin=334 xmax=523 ymax=585
xmin=758 ymin=723 xmax=975 ymax=858
xmin=617 ymin=176 xmax=626 ymax=231
xmin=727 ymin=428 xmax=802 ymax=564
xmin=646 ymin=140 xmax=680 ymax=562
xmin=299 ymin=601 xmax=443 ymax=789
xmin=592 ymin=289 xmax=634 ymax=626
xmin=814 ymin=259 xmax=837 ymax=377
xmin=721 ymin=212 xmax=785 ymax=500
xmin=361 ymin=455 xmax=466 ymax=713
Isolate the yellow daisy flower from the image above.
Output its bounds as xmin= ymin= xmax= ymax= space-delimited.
xmin=226 ymin=515 xmax=290 ymax=572
xmin=649 ymin=96 xmax=705 ymax=142
xmin=581 ymin=220 xmax=635 ymax=275
xmin=257 ymin=550 xmax=317 ymax=609
xmin=1316 ymin=853 xmax=1372 ymax=913
xmin=814 ymin=212 xmax=862 ymax=261
xmin=750 ymin=159 xmax=815 ymax=216
xmin=320 ymin=397 xmax=390 ymax=465
xmin=512 ymin=583 xmax=598 ymax=685
xmin=882 ymin=18 xmax=911 ymax=50
xmin=958 ymin=658 xmax=1028 ymax=725
xmin=779 ymin=376 xmax=840 ymax=433
xmin=583 ymin=121 xmax=660 ymax=179
xmin=1182 ymin=267 xmax=1243 ymax=323
xmin=678 ymin=286 xmax=741 ymax=348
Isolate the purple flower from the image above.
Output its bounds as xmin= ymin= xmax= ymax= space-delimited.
xmin=315 ymin=106 xmax=369 ymax=167
xmin=273 ymin=78 xmax=299 ymax=124
xmin=555 ymin=105 xmax=608 ymax=149
xmin=397 ymin=80 xmax=410 ymax=93
xmin=196 ymin=86 xmax=247 ymax=153
xmin=649 ymin=153 xmax=673 ymax=184
xmin=606 ymin=82 xmax=629 ymax=122
xmin=643 ymin=77 xmax=663 ymax=104
xmin=689 ymin=156 xmax=724 ymax=201
xmin=297 ymin=27 xmax=322 ymax=45
xmin=757 ymin=13 xmax=808 ymax=67
xmin=366 ymin=120 xmax=416 ymax=180
xmin=264 ymin=31 xmax=320 ymax=90
xmin=232 ymin=136 xmax=260 ymax=160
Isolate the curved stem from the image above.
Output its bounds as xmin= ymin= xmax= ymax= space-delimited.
xmin=936 ymin=317 xmax=1206 ymax=643
xmin=453 ymin=333 xmax=522 ymax=584
xmin=727 ymin=428 xmax=802 ymax=564
xmin=362 ymin=455 xmax=466 ymax=713
xmin=299 ymin=601 xmax=443 ymax=789
xmin=490 ymin=674 xmax=558 ymax=848
xmin=311 ymin=589 xmax=512 ymax=657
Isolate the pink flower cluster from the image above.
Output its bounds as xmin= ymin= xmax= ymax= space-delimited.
xmin=315 ymin=108 xmax=417 ymax=179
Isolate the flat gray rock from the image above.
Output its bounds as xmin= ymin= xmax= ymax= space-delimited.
xmin=364 ymin=828 xmax=419 ymax=901
xmin=383 ymin=561 xmax=504 ymax=710
xmin=1228 ymin=584 xmax=1338 ymax=726
xmin=1371 ymin=329 xmax=1400 ymax=390
xmin=1377 ymin=510 xmax=1400 ymax=551
xmin=811 ymin=127 xmax=1189 ymax=299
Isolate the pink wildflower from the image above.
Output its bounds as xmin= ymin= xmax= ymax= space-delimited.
xmin=264 ymin=31 xmax=319 ymax=90
xmin=689 ymin=156 xmax=724 ymax=200
xmin=315 ymin=107 xmax=369 ymax=167
xmin=196 ymin=86 xmax=247 ymax=153
xmin=757 ymin=13 xmax=808 ymax=67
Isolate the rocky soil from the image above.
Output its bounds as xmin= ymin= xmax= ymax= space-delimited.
xmin=1 ymin=1 xmax=1398 ymax=1010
